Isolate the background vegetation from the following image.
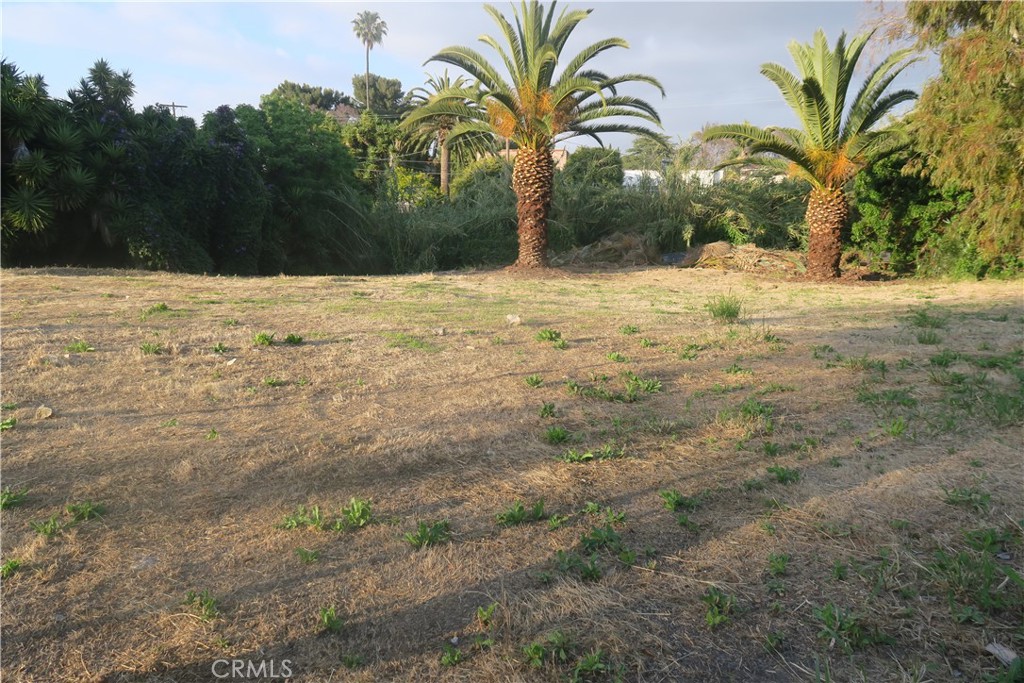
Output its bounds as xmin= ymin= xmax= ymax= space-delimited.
xmin=2 ymin=0 xmax=1020 ymax=278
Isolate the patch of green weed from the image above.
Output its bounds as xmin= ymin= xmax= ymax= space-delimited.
xmin=184 ymin=590 xmax=219 ymax=621
xmin=385 ymin=333 xmax=438 ymax=352
xmin=536 ymin=329 xmax=562 ymax=342
xmin=1 ymin=487 xmax=28 ymax=509
xmin=294 ymin=547 xmax=320 ymax=564
xmin=404 ymin=520 xmax=451 ymax=549
xmin=767 ymin=466 xmax=800 ymax=484
xmin=496 ymin=500 xmax=547 ymax=527
xmin=660 ymin=489 xmax=701 ymax=512
xmin=319 ymin=606 xmax=343 ymax=633
xmin=702 ymin=587 xmax=736 ymax=628
xmin=705 ymin=296 xmax=742 ymax=323
xmin=65 ymin=340 xmax=95 ymax=353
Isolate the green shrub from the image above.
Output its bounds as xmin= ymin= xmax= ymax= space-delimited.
xmin=383 ymin=166 xmax=442 ymax=208
xmin=449 ymin=156 xmax=512 ymax=200
xmin=366 ymin=180 xmax=516 ymax=273
xmin=549 ymin=174 xmax=805 ymax=255
xmin=851 ymin=149 xmax=973 ymax=275
xmin=562 ymin=147 xmax=624 ymax=186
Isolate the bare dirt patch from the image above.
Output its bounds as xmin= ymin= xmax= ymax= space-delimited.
xmin=1 ymin=267 xmax=1021 ymax=682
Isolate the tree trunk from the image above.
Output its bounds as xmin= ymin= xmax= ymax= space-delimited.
xmin=364 ymin=45 xmax=371 ymax=113
xmin=438 ymin=128 xmax=450 ymax=198
xmin=805 ymin=186 xmax=848 ymax=279
xmin=511 ymin=147 xmax=554 ymax=268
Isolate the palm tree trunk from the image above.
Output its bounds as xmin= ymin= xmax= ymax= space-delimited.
xmin=438 ymin=128 xmax=450 ymax=198
xmin=805 ymin=186 xmax=848 ymax=279
xmin=364 ymin=44 xmax=371 ymax=112
xmin=511 ymin=147 xmax=554 ymax=268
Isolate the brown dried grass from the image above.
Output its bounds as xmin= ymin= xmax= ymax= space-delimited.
xmin=0 ymin=266 xmax=1021 ymax=682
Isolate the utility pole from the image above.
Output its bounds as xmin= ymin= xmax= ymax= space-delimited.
xmin=155 ymin=102 xmax=189 ymax=117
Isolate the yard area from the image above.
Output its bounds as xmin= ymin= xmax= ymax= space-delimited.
xmin=1 ymin=266 xmax=1021 ymax=682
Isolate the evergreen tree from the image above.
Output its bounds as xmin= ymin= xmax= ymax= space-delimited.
xmin=268 ymin=81 xmax=351 ymax=110
xmin=902 ymin=0 xmax=1023 ymax=273
xmin=350 ymin=73 xmax=407 ymax=117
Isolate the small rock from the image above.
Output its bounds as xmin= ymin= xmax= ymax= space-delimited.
xmin=35 ymin=405 xmax=53 ymax=420
xmin=985 ymin=642 xmax=1020 ymax=667
xmin=432 ymin=327 xmax=446 ymax=336
xmin=506 ymin=314 xmax=521 ymax=326
xmin=450 ymin=636 xmax=459 ymax=646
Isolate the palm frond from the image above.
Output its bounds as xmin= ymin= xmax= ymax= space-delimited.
xmin=852 ymin=89 xmax=917 ymax=140
xmin=448 ymin=119 xmax=499 ymax=143
xmin=549 ymin=75 xmax=602 ymax=107
xmin=599 ymin=73 xmax=666 ymax=97
xmin=703 ymin=122 xmax=818 ymax=186
xmin=831 ymin=31 xmax=871 ymax=134
xmin=576 ymin=106 xmax=661 ymax=127
xmin=421 ymin=1 xmax=661 ymax=157
xmin=798 ymin=77 xmax=831 ymax=148
xmin=559 ymin=37 xmax=629 ymax=83
xmin=760 ymin=63 xmax=806 ymax=120
xmin=562 ymin=121 xmax=665 ymax=145
xmin=574 ymin=94 xmax=662 ymax=122
xmin=429 ymin=46 xmax=513 ymax=96
xmin=401 ymin=97 xmax=480 ymax=131
xmin=845 ymin=122 xmax=912 ymax=162
xmin=547 ymin=6 xmax=594 ymax=57
xmin=483 ymin=5 xmax=528 ymax=84
xmin=842 ymin=49 xmax=918 ymax=142
xmin=764 ymin=126 xmax=810 ymax=147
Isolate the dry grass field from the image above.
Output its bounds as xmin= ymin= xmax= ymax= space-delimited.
xmin=1 ymin=266 xmax=1021 ymax=683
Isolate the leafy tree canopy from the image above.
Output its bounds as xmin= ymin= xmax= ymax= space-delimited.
xmin=237 ymin=95 xmax=368 ymax=274
xmin=341 ymin=111 xmax=403 ymax=185
xmin=852 ymin=141 xmax=972 ymax=274
xmin=563 ymin=147 xmax=624 ymax=186
xmin=267 ymin=81 xmax=351 ymax=111
xmin=901 ymin=0 xmax=1023 ymax=268
xmin=351 ymin=73 xmax=408 ymax=118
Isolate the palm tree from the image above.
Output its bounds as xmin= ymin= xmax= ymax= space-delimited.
xmin=402 ymin=71 xmax=492 ymax=197
xmin=351 ymin=11 xmax=388 ymax=113
xmin=404 ymin=0 xmax=664 ymax=268
xmin=703 ymin=30 xmax=917 ymax=279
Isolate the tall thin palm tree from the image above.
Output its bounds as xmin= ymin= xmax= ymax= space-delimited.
xmin=351 ymin=11 xmax=388 ymax=112
xmin=403 ymin=0 xmax=664 ymax=268
xmin=703 ymin=29 xmax=917 ymax=279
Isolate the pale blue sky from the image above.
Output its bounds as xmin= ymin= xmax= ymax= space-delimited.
xmin=1 ymin=1 xmax=933 ymax=149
